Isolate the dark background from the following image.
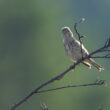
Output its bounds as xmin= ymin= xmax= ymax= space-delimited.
xmin=1 ymin=0 xmax=110 ymax=110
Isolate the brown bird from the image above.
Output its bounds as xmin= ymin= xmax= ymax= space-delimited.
xmin=61 ymin=26 xmax=104 ymax=71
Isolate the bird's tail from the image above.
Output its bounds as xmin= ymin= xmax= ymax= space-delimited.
xmin=88 ymin=58 xmax=104 ymax=71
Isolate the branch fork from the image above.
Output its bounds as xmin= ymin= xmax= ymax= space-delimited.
xmin=10 ymin=18 xmax=109 ymax=110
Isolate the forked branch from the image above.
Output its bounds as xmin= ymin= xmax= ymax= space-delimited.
xmin=9 ymin=19 xmax=110 ymax=110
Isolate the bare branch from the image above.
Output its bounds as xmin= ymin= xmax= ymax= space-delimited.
xmin=74 ymin=18 xmax=110 ymax=60
xmin=74 ymin=18 xmax=85 ymax=59
xmin=9 ymin=19 xmax=110 ymax=110
xmin=9 ymin=40 xmax=109 ymax=110
xmin=91 ymin=56 xmax=110 ymax=59
xmin=37 ymin=80 xmax=105 ymax=94
xmin=91 ymin=41 xmax=110 ymax=59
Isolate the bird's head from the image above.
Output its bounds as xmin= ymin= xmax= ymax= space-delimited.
xmin=61 ymin=27 xmax=73 ymax=39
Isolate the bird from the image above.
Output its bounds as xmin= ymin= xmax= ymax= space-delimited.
xmin=61 ymin=26 xmax=104 ymax=71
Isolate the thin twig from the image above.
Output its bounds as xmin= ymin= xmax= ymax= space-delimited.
xmin=74 ymin=18 xmax=110 ymax=60
xmin=37 ymin=80 xmax=105 ymax=93
xmin=74 ymin=18 xmax=85 ymax=59
xmin=91 ymin=56 xmax=110 ymax=58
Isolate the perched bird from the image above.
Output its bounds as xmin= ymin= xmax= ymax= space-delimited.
xmin=61 ymin=26 xmax=104 ymax=71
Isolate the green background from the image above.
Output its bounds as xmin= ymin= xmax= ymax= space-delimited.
xmin=1 ymin=0 xmax=110 ymax=110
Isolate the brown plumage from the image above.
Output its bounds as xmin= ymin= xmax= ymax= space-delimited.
xmin=61 ymin=26 xmax=104 ymax=71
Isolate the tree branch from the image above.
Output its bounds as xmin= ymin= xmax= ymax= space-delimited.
xmin=74 ymin=18 xmax=85 ymax=59
xmin=37 ymin=80 xmax=105 ymax=94
xmin=9 ymin=19 xmax=110 ymax=110
xmin=9 ymin=39 xmax=110 ymax=110
xmin=91 ymin=56 xmax=110 ymax=58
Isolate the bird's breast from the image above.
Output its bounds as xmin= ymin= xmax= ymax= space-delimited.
xmin=63 ymin=40 xmax=80 ymax=61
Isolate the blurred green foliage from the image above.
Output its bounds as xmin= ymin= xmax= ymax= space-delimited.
xmin=1 ymin=0 xmax=110 ymax=110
